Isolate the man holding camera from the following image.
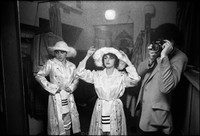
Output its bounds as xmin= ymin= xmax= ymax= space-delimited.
xmin=135 ymin=23 xmax=188 ymax=136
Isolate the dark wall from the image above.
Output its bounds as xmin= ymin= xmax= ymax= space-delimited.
xmin=1 ymin=1 xmax=29 ymax=135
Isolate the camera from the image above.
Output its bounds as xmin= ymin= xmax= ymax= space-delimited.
xmin=151 ymin=39 xmax=165 ymax=52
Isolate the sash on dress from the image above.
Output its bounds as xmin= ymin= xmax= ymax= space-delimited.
xmin=102 ymin=100 xmax=113 ymax=132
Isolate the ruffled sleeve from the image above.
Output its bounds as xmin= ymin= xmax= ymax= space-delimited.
xmin=124 ymin=65 xmax=141 ymax=87
xmin=75 ymin=61 xmax=95 ymax=84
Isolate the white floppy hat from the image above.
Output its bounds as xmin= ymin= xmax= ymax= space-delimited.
xmin=93 ymin=47 xmax=124 ymax=67
xmin=48 ymin=41 xmax=77 ymax=57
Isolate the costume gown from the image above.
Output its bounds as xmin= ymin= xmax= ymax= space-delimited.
xmin=36 ymin=58 xmax=80 ymax=135
xmin=76 ymin=61 xmax=140 ymax=135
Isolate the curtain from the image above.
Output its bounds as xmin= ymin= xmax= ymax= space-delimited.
xmin=176 ymin=1 xmax=200 ymax=69
xmin=172 ymin=2 xmax=200 ymax=135
xmin=49 ymin=2 xmax=63 ymax=37
xmin=131 ymin=31 xmax=145 ymax=69
xmin=32 ymin=32 xmax=63 ymax=73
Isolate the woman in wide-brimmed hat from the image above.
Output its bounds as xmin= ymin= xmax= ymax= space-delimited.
xmin=75 ymin=46 xmax=141 ymax=135
xmin=35 ymin=41 xmax=81 ymax=135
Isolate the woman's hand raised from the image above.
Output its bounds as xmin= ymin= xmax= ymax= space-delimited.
xmin=87 ymin=46 xmax=96 ymax=57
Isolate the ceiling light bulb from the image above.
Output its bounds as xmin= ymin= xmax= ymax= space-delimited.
xmin=105 ymin=9 xmax=116 ymax=20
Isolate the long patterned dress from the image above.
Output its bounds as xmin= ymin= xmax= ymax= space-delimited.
xmin=76 ymin=61 xmax=140 ymax=135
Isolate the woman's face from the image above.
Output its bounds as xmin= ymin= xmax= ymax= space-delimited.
xmin=54 ymin=50 xmax=67 ymax=62
xmin=103 ymin=54 xmax=116 ymax=68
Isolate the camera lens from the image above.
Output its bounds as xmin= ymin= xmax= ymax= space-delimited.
xmin=151 ymin=40 xmax=163 ymax=52
xmin=152 ymin=43 xmax=160 ymax=52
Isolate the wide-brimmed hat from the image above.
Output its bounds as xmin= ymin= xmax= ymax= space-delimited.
xmin=93 ymin=47 xmax=126 ymax=67
xmin=48 ymin=41 xmax=77 ymax=57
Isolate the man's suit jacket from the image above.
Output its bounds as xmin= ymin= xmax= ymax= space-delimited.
xmin=135 ymin=48 xmax=188 ymax=134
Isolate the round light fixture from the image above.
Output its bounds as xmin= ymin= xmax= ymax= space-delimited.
xmin=105 ymin=9 xmax=116 ymax=20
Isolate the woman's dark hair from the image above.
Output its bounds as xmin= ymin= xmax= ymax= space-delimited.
xmin=151 ymin=23 xmax=183 ymax=48
xmin=102 ymin=53 xmax=119 ymax=68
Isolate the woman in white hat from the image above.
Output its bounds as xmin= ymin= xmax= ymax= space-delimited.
xmin=75 ymin=46 xmax=141 ymax=135
xmin=35 ymin=41 xmax=81 ymax=135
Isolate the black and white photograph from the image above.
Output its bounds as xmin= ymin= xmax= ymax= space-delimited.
xmin=1 ymin=1 xmax=199 ymax=135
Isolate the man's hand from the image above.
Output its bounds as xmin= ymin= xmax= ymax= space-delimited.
xmin=160 ymin=40 xmax=173 ymax=59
